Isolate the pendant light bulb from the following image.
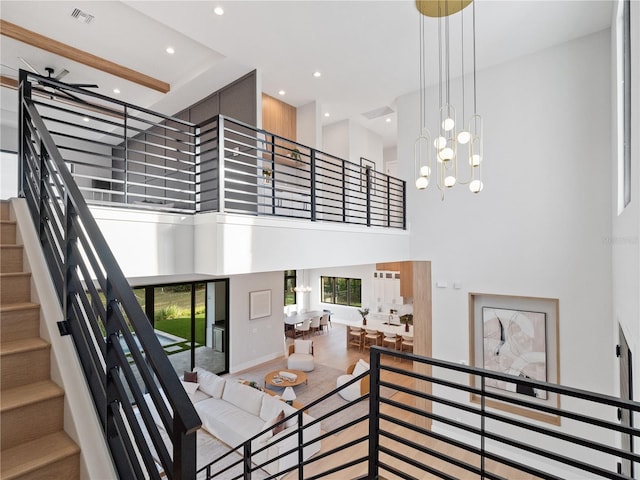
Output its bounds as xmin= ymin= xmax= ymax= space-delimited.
xmin=444 ymin=175 xmax=457 ymax=187
xmin=457 ymin=130 xmax=471 ymax=144
xmin=419 ymin=165 xmax=431 ymax=177
xmin=469 ymin=179 xmax=483 ymax=193
xmin=442 ymin=118 xmax=455 ymax=131
xmin=440 ymin=147 xmax=454 ymax=161
xmin=434 ymin=136 xmax=446 ymax=149
xmin=415 ymin=176 xmax=429 ymax=190
xmin=469 ymin=154 xmax=482 ymax=166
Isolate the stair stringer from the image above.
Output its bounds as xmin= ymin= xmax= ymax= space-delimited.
xmin=11 ymin=198 xmax=117 ymax=480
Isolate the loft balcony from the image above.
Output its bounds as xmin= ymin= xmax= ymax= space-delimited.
xmin=17 ymin=71 xmax=408 ymax=275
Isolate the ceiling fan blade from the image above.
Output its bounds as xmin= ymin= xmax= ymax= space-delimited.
xmin=0 ymin=63 xmax=19 ymax=72
xmin=55 ymin=69 xmax=69 ymax=81
xmin=18 ymin=57 xmax=40 ymax=75
xmin=72 ymin=83 xmax=99 ymax=89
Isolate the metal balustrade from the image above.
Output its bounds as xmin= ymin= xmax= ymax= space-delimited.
xmin=199 ymin=347 xmax=639 ymax=479
xmin=19 ymin=70 xmax=200 ymax=479
xmin=16 ymin=70 xmax=406 ymax=229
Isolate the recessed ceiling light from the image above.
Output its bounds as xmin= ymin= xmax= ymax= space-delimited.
xmin=214 ymin=6 xmax=224 ymax=15
xmin=166 ymin=46 xmax=175 ymax=55
xmin=278 ymin=90 xmax=286 ymax=96
xmin=313 ymin=71 xmax=322 ymax=78
xmin=83 ymin=117 xmax=90 ymax=122
xmin=324 ymin=112 xmax=330 ymax=118
xmin=385 ymin=118 xmax=392 ymax=123
xmin=113 ymin=88 xmax=120 ymax=94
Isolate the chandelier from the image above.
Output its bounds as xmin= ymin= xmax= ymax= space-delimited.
xmin=414 ymin=0 xmax=483 ymax=197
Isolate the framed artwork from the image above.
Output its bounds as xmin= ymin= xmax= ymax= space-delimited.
xmin=482 ymin=307 xmax=547 ymax=399
xmin=360 ymin=157 xmax=376 ymax=193
xmin=469 ymin=293 xmax=560 ymax=425
xmin=249 ymin=290 xmax=271 ymax=320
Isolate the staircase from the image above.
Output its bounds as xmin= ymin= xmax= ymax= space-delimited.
xmin=0 ymin=201 xmax=80 ymax=479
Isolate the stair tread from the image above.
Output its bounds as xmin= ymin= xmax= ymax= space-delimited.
xmin=1 ymin=380 xmax=64 ymax=411
xmin=0 ymin=431 xmax=79 ymax=477
xmin=0 ymin=337 xmax=50 ymax=356
xmin=0 ymin=302 xmax=39 ymax=313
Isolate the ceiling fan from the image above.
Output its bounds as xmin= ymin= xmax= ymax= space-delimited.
xmin=19 ymin=57 xmax=99 ymax=89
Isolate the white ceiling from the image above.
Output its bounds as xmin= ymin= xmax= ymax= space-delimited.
xmin=0 ymin=0 xmax=614 ymax=147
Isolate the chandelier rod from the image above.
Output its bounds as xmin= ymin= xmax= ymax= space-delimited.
xmin=473 ymin=0 xmax=478 ymax=114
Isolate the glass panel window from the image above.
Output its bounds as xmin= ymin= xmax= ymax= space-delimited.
xmin=284 ymin=270 xmax=297 ymax=305
xmin=321 ymin=277 xmax=334 ymax=303
xmin=321 ymin=276 xmax=362 ymax=307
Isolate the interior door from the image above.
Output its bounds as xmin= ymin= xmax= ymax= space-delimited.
xmin=618 ymin=326 xmax=634 ymax=477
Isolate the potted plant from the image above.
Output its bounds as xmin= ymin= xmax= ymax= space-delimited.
xmin=358 ymin=307 xmax=370 ymax=326
xmin=399 ymin=313 xmax=413 ymax=332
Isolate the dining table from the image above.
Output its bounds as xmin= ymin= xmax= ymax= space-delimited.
xmin=283 ymin=310 xmax=324 ymax=337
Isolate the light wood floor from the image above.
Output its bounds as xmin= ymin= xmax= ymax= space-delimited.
xmin=247 ymin=324 xmax=539 ymax=480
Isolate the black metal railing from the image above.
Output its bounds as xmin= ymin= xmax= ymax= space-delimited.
xmin=16 ymin=70 xmax=405 ymax=229
xmin=198 ymin=115 xmax=406 ymax=229
xmin=200 ymin=347 xmax=638 ymax=479
xmin=19 ymin=71 xmax=200 ymax=479
xmin=366 ymin=347 xmax=640 ymax=479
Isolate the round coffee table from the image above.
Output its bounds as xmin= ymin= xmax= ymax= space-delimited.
xmin=264 ymin=369 xmax=308 ymax=388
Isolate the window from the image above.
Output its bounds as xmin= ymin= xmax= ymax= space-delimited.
xmin=284 ymin=270 xmax=297 ymax=306
xmin=622 ymin=0 xmax=631 ymax=207
xmin=321 ymin=276 xmax=362 ymax=307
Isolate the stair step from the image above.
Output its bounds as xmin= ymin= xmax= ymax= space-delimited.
xmin=1 ymin=245 xmax=23 ymax=273
xmin=0 ymin=302 xmax=41 ymax=344
xmin=1 ymin=380 xmax=65 ymax=450
xmin=0 ymin=338 xmax=51 ymax=389
xmin=0 ymin=431 xmax=80 ymax=480
xmin=0 ymin=201 xmax=9 ymax=221
xmin=0 ymin=220 xmax=17 ymax=244
xmin=0 ymin=272 xmax=31 ymax=304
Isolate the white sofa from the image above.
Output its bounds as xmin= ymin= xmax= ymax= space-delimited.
xmin=145 ymin=366 xmax=321 ymax=476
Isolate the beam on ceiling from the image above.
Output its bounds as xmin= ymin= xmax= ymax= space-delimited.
xmin=0 ymin=75 xmax=19 ymax=89
xmin=0 ymin=20 xmax=170 ymax=93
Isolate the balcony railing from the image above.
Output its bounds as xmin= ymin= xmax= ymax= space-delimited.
xmin=199 ymin=347 xmax=639 ymax=479
xmin=18 ymin=70 xmax=405 ymax=229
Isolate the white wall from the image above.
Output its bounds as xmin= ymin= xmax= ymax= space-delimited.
xmin=398 ymin=29 xmax=614 ymax=472
xmin=322 ymin=119 xmax=383 ymax=167
xmin=92 ymin=206 xmax=195 ymax=277
xmin=322 ymin=120 xmax=350 ymax=160
xmin=0 ymin=150 xmax=18 ymax=199
xmin=297 ymin=101 xmax=322 ymax=149
xmin=611 ymin=0 xmax=640 ymax=406
xmin=349 ymin=121 xmax=383 ymax=167
xmin=228 ymin=270 xmax=286 ymax=372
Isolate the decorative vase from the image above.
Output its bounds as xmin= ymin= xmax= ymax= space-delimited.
xmin=363 ymin=318 xmax=367 ymax=326
xmin=405 ymin=322 xmax=409 ymax=332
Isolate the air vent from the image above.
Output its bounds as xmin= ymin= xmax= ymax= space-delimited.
xmin=70 ymin=8 xmax=94 ymax=24
xmin=361 ymin=106 xmax=394 ymax=120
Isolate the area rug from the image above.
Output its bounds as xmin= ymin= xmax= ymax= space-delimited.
xmin=224 ymin=359 xmax=397 ymax=433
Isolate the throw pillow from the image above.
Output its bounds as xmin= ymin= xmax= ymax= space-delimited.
xmin=184 ymin=371 xmax=198 ymax=383
xmin=181 ymin=380 xmax=200 ymax=396
xmin=294 ymin=339 xmax=312 ymax=354
xmin=272 ymin=410 xmax=286 ymax=435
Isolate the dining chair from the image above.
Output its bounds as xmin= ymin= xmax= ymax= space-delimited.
xmin=295 ymin=318 xmax=311 ymax=339
xmin=319 ymin=314 xmax=330 ymax=333
xmin=348 ymin=326 xmax=365 ymax=352
xmin=309 ymin=316 xmax=321 ymax=335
